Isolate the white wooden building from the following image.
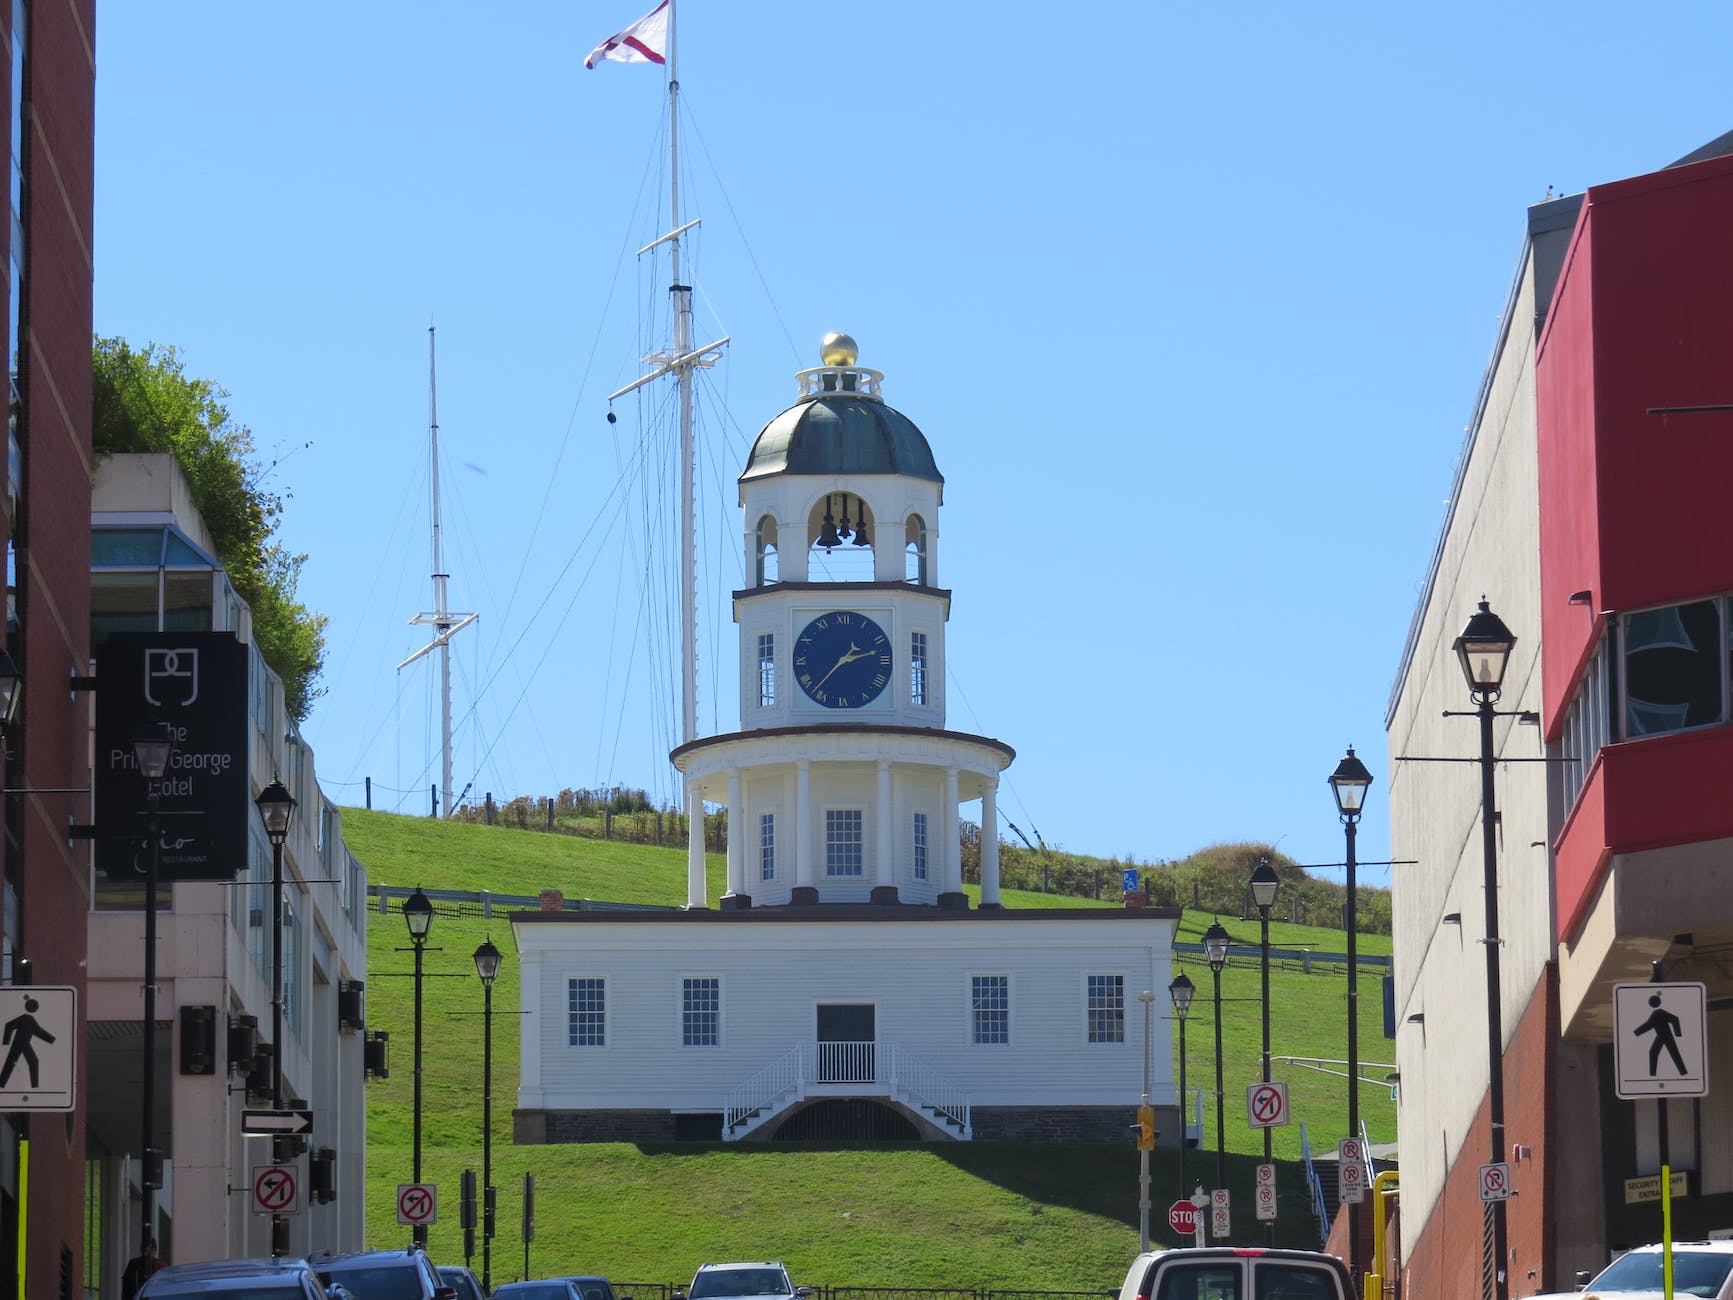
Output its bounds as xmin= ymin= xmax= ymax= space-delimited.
xmin=511 ymin=339 xmax=1181 ymax=1143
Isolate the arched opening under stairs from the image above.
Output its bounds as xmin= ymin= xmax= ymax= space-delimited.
xmin=904 ymin=513 xmax=929 ymax=584
xmin=766 ymin=1098 xmax=921 ymax=1142
xmin=755 ymin=515 xmax=779 ymax=585
xmin=808 ymin=492 xmax=875 ymax=582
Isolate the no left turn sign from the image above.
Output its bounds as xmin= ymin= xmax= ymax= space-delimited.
xmin=251 ymin=1164 xmax=299 ymax=1216
xmin=397 ymin=1182 xmax=438 ymax=1226
xmin=1247 ymin=1082 xmax=1289 ymax=1129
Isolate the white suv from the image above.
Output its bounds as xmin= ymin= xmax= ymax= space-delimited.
xmin=684 ymin=1263 xmax=811 ymax=1300
xmin=1541 ymin=1242 xmax=1733 ymax=1300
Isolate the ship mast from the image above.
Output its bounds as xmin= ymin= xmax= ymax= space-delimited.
xmin=607 ymin=0 xmax=728 ymax=906
xmin=400 ymin=325 xmax=479 ymax=817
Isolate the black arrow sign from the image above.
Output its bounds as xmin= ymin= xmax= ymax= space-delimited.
xmin=242 ymin=1109 xmax=314 ymax=1135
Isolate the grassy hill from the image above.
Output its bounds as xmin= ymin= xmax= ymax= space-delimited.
xmin=340 ymin=808 xmax=1394 ymax=1288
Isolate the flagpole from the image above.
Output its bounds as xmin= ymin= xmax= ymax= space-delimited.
xmin=668 ymin=0 xmax=706 ymax=908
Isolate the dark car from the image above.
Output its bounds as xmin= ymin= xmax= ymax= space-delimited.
xmin=138 ymin=1256 xmax=343 ymax=1298
xmin=490 ymin=1283 xmax=581 ymax=1300
xmin=438 ymin=1268 xmax=486 ymax=1300
xmin=551 ymin=1276 xmax=627 ymax=1300
xmin=314 ymin=1250 xmax=457 ymax=1300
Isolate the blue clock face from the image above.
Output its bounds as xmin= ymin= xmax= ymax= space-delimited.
xmin=795 ymin=611 xmax=892 ymax=708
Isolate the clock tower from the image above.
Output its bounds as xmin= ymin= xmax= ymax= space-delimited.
xmin=673 ymin=334 xmax=1012 ymax=909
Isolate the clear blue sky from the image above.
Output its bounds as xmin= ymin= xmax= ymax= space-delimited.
xmin=93 ymin=3 xmax=1733 ymax=891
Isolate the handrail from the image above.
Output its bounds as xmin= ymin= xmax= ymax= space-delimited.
xmin=890 ymin=1044 xmax=970 ymax=1135
xmin=724 ymin=1046 xmax=806 ymax=1131
xmin=1299 ymin=1121 xmax=1330 ymax=1245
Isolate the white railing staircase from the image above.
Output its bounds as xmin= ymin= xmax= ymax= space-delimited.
xmin=722 ymin=1042 xmax=971 ymax=1141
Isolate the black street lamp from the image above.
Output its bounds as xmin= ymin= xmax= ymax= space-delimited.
xmin=1328 ymin=745 xmax=1373 ymax=1280
xmin=1250 ymin=856 xmax=1281 ymax=1244
xmin=1453 ymin=599 xmax=1517 ymax=1300
xmin=133 ymin=721 xmax=174 ymax=1247
xmin=1203 ymin=920 xmax=1231 ymax=1200
xmin=253 ymin=778 xmax=296 ymax=1256
xmin=1168 ymin=971 xmax=1195 ymax=1206
xmin=402 ymin=887 xmax=435 ymax=1247
xmin=473 ymin=938 xmax=503 ymax=1293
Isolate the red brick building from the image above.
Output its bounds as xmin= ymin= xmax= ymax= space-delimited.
xmin=2 ymin=1 xmax=97 ymax=1296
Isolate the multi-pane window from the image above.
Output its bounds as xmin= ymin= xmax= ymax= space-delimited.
xmin=910 ymin=631 xmax=928 ymax=705
xmin=683 ymin=977 xmax=720 ymax=1046
xmin=1622 ymin=600 xmax=1724 ymax=737
xmin=760 ymin=812 xmax=776 ymax=881
xmin=826 ymin=809 xmax=864 ymax=876
xmin=758 ymin=632 xmax=776 ymax=707
xmin=912 ymin=811 xmax=929 ymax=880
xmin=568 ymin=977 xmax=605 ymax=1047
xmin=972 ymin=975 xmax=1009 ymax=1045
xmin=1561 ymin=642 xmax=1611 ymax=813
xmin=1087 ymin=974 xmax=1125 ymax=1043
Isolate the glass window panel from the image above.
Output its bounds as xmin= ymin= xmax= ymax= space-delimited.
xmin=825 ymin=809 xmax=863 ymax=876
xmin=1624 ymin=600 xmax=1723 ymax=737
xmin=759 ymin=813 xmax=775 ymax=881
xmin=568 ymin=978 xmax=605 ymax=1047
xmin=972 ymin=974 xmax=1008 ymax=1045
xmin=91 ymin=571 xmax=161 ymax=643
xmin=163 ymin=571 xmax=214 ymax=631
xmin=682 ymin=977 xmax=719 ymax=1046
xmin=1087 ymin=974 xmax=1125 ymax=1043
xmin=91 ymin=529 xmax=165 ymax=567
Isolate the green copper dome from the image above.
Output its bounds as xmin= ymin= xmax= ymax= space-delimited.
xmin=740 ymin=393 xmax=944 ymax=486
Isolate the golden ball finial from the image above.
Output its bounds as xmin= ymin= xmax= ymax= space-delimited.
xmin=820 ymin=332 xmax=858 ymax=367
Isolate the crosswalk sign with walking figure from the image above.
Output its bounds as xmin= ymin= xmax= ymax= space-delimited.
xmin=1613 ymin=982 xmax=1709 ymax=1099
xmin=0 ymin=986 xmax=76 ymax=1111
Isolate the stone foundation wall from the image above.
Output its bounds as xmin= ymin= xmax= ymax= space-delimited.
xmin=960 ymin=1105 xmax=1148 ymax=1143
xmin=516 ymin=1103 xmax=1165 ymax=1145
xmin=514 ymin=1108 xmax=678 ymax=1144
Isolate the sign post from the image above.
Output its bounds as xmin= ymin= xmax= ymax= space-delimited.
xmin=1613 ymin=982 xmax=1709 ymax=1099
xmin=1167 ymin=1199 xmax=1199 ymax=1237
xmin=0 ymin=986 xmax=76 ymax=1112
xmin=1338 ymin=1137 xmax=1366 ymax=1204
xmin=1247 ymin=1082 xmax=1289 ymax=1129
xmin=397 ymin=1183 xmax=438 ymax=1229
xmin=251 ymin=1165 xmax=300 ymax=1217
xmin=1255 ymin=1161 xmax=1277 ymax=1223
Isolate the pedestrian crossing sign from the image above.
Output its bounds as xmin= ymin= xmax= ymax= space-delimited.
xmin=0 ymin=986 xmax=76 ymax=1112
xmin=1613 ymin=982 xmax=1708 ymax=1100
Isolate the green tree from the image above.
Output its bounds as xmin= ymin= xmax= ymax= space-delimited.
xmin=92 ymin=337 xmax=327 ymax=721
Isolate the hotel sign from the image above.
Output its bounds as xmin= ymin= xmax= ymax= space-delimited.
xmin=95 ymin=632 xmax=251 ymax=881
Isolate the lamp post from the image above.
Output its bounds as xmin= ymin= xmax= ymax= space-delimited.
xmin=473 ymin=938 xmax=503 ymax=1292
xmin=253 ymin=778 xmax=297 ymax=1256
xmin=1168 ymin=971 xmax=1195 ymax=1203
xmin=402 ymin=886 xmax=435 ymax=1247
xmin=1250 ymin=856 xmax=1281 ymax=1244
xmin=1453 ymin=599 xmax=1517 ymax=1300
xmin=133 ymin=721 xmax=174 ymax=1248
xmin=1328 ymin=745 xmax=1373 ymax=1280
xmin=1203 ymin=920 xmax=1230 ymax=1197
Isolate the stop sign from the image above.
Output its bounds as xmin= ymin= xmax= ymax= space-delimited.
xmin=1168 ymin=1200 xmax=1199 ymax=1235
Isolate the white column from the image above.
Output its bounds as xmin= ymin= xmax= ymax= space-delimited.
xmin=686 ymin=776 xmax=707 ymax=908
xmin=944 ymin=766 xmax=961 ymax=893
xmin=980 ymin=774 xmax=1001 ymax=907
xmin=725 ymin=768 xmax=744 ymax=897
xmin=875 ymin=760 xmax=894 ymax=893
xmin=796 ymin=760 xmax=813 ymax=888
xmin=518 ymin=949 xmax=545 ymax=1107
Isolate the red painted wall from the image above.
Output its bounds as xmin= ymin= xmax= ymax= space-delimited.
xmin=1536 ymin=152 xmax=1733 ymax=937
